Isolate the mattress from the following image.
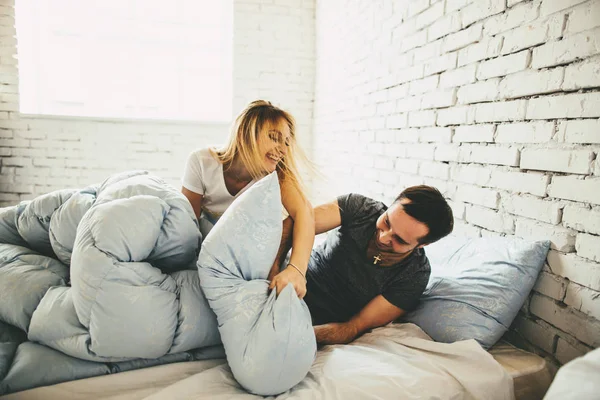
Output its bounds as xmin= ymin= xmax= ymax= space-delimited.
xmin=2 ymin=324 xmax=516 ymax=400
xmin=489 ymin=341 xmax=553 ymax=400
xmin=0 ymin=360 xmax=227 ymax=400
xmin=3 ymin=349 xmax=548 ymax=400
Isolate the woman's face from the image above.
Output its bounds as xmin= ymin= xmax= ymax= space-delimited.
xmin=258 ymin=119 xmax=291 ymax=173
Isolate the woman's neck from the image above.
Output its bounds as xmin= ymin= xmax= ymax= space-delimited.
xmin=224 ymin=158 xmax=254 ymax=183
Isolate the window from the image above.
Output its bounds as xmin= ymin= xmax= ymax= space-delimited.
xmin=16 ymin=0 xmax=233 ymax=122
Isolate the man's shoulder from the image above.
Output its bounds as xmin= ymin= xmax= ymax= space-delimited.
xmin=337 ymin=193 xmax=386 ymax=221
xmin=383 ymin=250 xmax=431 ymax=312
xmin=338 ymin=193 xmax=382 ymax=206
xmin=393 ymin=248 xmax=431 ymax=277
xmin=410 ymin=247 xmax=430 ymax=267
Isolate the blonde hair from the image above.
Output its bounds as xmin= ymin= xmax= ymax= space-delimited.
xmin=216 ymin=100 xmax=308 ymax=195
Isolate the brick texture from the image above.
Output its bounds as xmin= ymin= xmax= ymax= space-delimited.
xmin=2 ymin=0 xmax=600 ymax=369
xmin=313 ymin=0 xmax=600 ymax=366
xmin=0 ymin=0 xmax=316 ymax=203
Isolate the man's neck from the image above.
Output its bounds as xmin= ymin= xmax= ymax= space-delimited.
xmin=366 ymin=235 xmax=412 ymax=267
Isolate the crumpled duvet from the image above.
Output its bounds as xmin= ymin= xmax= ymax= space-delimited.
xmin=0 ymin=171 xmax=222 ymax=394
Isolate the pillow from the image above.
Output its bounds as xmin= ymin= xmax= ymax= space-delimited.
xmin=403 ymin=236 xmax=550 ymax=349
xmin=197 ymin=172 xmax=316 ymax=396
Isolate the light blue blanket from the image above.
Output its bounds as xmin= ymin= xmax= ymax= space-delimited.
xmin=0 ymin=171 xmax=315 ymax=396
xmin=0 ymin=171 xmax=222 ymax=394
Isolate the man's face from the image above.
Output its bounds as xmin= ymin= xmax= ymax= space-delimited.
xmin=374 ymin=199 xmax=429 ymax=254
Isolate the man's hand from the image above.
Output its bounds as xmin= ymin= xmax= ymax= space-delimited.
xmin=268 ymin=267 xmax=307 ymax=298
xmin=314 ymin=322 xmax=359 ymax=345
xmin=315 ymin=296 xmax=406 ymax=345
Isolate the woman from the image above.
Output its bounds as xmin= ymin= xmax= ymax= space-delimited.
xmin=182 ymin=100 xmax=314 ymax=298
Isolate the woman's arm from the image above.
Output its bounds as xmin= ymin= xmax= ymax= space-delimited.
xmin=268 ymin=178 xmax=314 ymax=298
xmin=267 ymin=199 xmax=342 ymax=281
xmin=181 ymin=187 xmax=204 ymax=220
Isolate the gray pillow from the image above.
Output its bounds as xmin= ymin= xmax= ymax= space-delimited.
xmin=404 ymin=236 xmax=550 ymax=348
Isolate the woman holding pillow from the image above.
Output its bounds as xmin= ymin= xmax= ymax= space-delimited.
xmin=181 ymin=100 xmax=314 ymax=299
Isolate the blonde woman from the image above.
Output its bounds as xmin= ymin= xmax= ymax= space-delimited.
xmin=182 ymin=100 xmax=314 ymax=299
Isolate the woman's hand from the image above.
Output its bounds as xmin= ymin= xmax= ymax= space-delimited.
xmin=268 ymin=267 xmax=307 ymax=298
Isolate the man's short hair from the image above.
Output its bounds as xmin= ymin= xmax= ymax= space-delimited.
xmin=394 ymin=185 xmax=453 ymax=245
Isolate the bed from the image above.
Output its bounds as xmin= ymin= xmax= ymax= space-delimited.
xmin=0 ymin=172 xmax=553 ymax=399
xmin=489 ymin=341 xmax=552 ymax=400
xmin=2 ymin=323 xmax=549 ymax=400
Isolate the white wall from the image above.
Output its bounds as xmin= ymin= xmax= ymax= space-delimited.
xmin=313 ymin=0 xmax=600 ymax=367
xmin=0 ymin=0 xmax=315 ymax=205
xmin=2 ymin=0 xmax=599 ymax=369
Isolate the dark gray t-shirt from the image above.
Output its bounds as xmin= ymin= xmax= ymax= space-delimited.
xmin=304 ymin=193 xmax=430 ymax=325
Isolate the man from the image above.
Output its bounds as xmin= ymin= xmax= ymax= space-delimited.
xmin=269 ymin=185 xmax=454 ymax=345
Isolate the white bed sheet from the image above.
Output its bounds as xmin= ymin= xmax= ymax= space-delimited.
xmin=3 ymin=324 xmax=514 ymax=400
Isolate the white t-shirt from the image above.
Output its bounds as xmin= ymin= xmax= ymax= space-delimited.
xmin=182 ymin=147 xmax=257 ymax=237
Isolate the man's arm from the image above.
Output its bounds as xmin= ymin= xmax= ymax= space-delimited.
xmin=314 ymin=295 xmax=405 ymax=345
xmin=314 ymin=199 xmax=342 ymax=234
xmin=267 ymin=199 xmax=342 ymax=280
xmin=267 ymin=216 xmax=294 ymax=281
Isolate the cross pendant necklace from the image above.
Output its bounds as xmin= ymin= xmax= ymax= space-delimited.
xmin=373 ymin=254 xmax=382 ymax=265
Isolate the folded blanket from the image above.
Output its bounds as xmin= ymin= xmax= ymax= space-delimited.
xmin=0 ymin=171 xmax=222 ymax=394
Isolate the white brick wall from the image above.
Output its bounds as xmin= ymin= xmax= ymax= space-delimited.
xmin=531 ymin=28 xmax=600 ymax=69
xmin=476 ymin=50 xmax=531 ymax=80
xmin=0 ymin=0 xmax=316 ymax=203
xmin=562 ymin=56 xmax=600 ymax=89
xmin=489 ymin=170 xmax=550 ymax=196
xmin=533 ymin=271 xmax=568 ymax=300
xmin=475 ymin=100 xmax=528 ymax=122
xmin=527 ymin=92 xmax=600 ymax=119
xmin=548 ymin=176 xmax=600 ymax=204
xmin=547 ymin=250 xmax=600 ymax=291
xmin=565 ymin=282 xmax=600 ymax=320
xmin=456 ymin=184 xmax=500 ymax=208
xmin=460 ymin=144 xmax=520 ymax=166
xmin=520 ymin=149 xmax=593 ymax=174
xmin=512 ymin=316 xmax=556 ymax=354
xmin=515 ymin=219 xmax=576 ymax=251
xmin=558 ymin=119 xmax=600 ymax=143
xmin=2 ymin=0 xmax=599 ymax=370
xmin=498 ymin=68 xmax=564 ymax=99
xmin=451 ymin=164 xmax=491 ymax=184
xmin=454 ymin=124 xmax=495 ymax=142
xmin=563 ymin=204 xmax=600 ymax=234
xmin=495 ymin=122 xmax=555 ymax=143
xmin=314 ymin=0 xmax=600 ymax=367
xmin=457 ymin=79 xmax=500 ymax=104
